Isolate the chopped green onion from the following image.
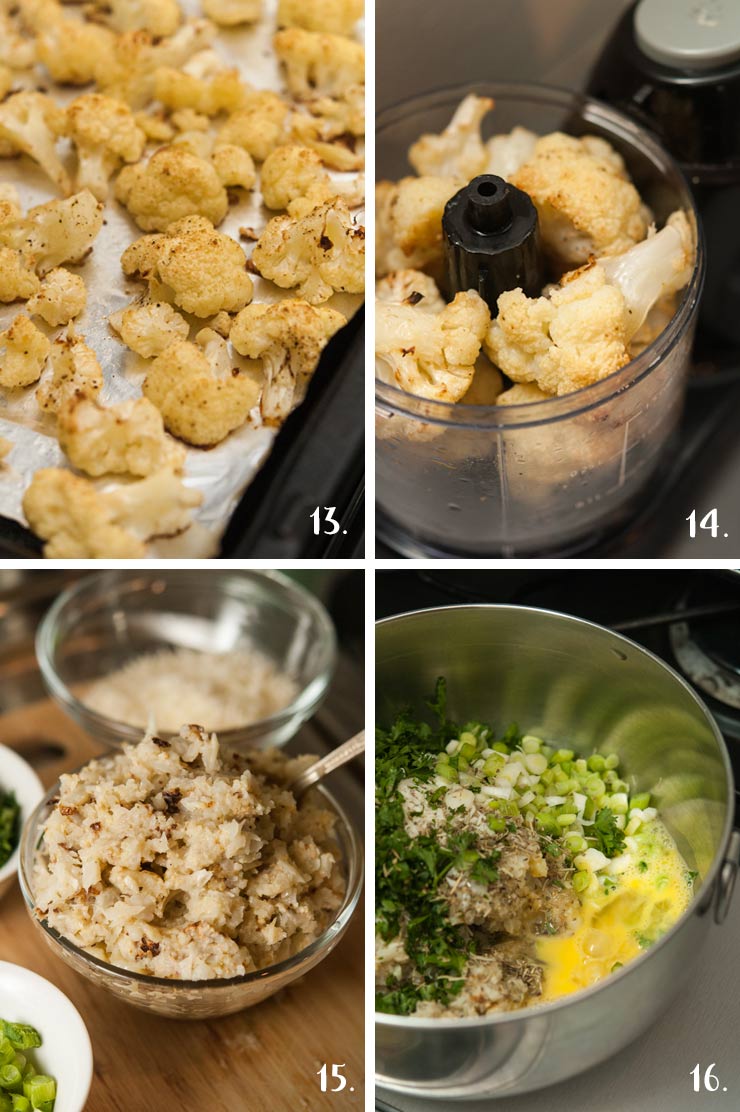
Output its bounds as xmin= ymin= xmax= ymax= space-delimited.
xmin=573 ymin=870 xmax=590 ymax=893
xmin=631 ymin=792 xmax=651 ymax=810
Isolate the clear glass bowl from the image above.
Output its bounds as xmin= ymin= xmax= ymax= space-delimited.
xmin=19 ymin=777 xmax=363 ymax=1019
xmin=376 ymin=83 xmax=706 ymax=557
xmin=35 ymin=570 xmax=336 ymax=750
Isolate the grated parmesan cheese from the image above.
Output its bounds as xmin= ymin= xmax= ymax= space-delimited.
xmin=83 ymin=646 xmax=298 ymax=733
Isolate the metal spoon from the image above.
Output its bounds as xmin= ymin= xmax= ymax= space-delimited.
xmin=290 ymin=729 xmax=365 ymax=797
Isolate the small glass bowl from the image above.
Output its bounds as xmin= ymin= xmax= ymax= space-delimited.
xmin=36 ymin=570 xmax=336 ymax=751
xmin=19 ymin=777 xmax=363 ymax=1019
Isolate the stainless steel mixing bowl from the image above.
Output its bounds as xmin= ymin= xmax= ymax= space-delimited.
xmin=375 ymin=604 xmax=739 ymax=1100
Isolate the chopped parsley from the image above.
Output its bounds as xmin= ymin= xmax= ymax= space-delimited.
xmin=591 ymin=807 xmax=626 ymax=859
xmin=376 ymin=679 xmax=501 ymax=1016
xmin=0 ymin=788 xmax=20 ymax=868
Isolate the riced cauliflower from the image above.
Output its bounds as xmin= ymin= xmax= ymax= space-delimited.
xmin=36 ymin=332 xmax=103 ymax=413
xmin=121 ymin=215 xmax=253 ymax=317
xmin=58 ymin=395 xmax=186 ymax=476
xmin=230 ymin=299 xmax=345 ymax=424
xmin=277 ymin=0 xmax=363 ymax=35
xmin=409 ymin=93 xmax=492 ymax=180
xmin=26 ymin=268 xmax=87 ymax=326
xmin=274 ymin=27 xmax=364 ymax=99
xmin=2 ymin=190 xmax=105 ymax=276
xmin=218 ymin=92 xmax=291 ymax=162
xmin=115 ymin=145 xmax=229 ymax=231
xmin=512 ymin=133 xmax=649 ymax=267
xmin=143 ymin=336 xmax=260 ymax=446
xmin=376 ymin=287 xmax=490 ymax=402
xmin=67 ymin=94 xmax=147 ymax=201
xmin=202 ymin=0 xmax=262 ymax=26
xmin=252 ymin=199 xmax=364 ymax=303
xmin=23 ymin=466 xmax=201 ymax=558
xmin=109 ymin=301 xmax=190 ymax=358
xmin=32 ymin=727 xmax=345 ymax=979
xmin=260 ymin=144 xmax=363 ymax=211
xmin=0 ymin=314 xmax=50 ymax=389
xmin=0 ymin=91 xmax=70 ymax=195
xmin=0 ymin=247 xmax=41 ymax=303
xmin=375 ymin=176 xmax=459 ymax=276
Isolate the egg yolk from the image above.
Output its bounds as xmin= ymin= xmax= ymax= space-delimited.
xmin=536 ymin=821 xmax=693 ymax=1002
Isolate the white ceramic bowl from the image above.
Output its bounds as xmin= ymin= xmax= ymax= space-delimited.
xmin=0 ymin=961 xmax=93 ymax=1112
xmin=0 ymin=744 xmax=43 ymax=902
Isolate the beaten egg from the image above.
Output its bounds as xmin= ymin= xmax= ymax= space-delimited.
xmin=536 ymin=820 xmax=693 ymax=1001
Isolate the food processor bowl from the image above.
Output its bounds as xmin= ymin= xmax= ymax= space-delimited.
xmin=375 ymin=83 xmax=705 ymax=557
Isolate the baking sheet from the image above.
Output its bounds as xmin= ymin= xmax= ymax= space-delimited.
xmin=0 ymin=0 xmax=364 ymax=556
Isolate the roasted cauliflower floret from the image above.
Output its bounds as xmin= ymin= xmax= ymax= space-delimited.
xmin=58 ymin=395 xmax=186 ymax=476
xmin=36 ymin=332 xmax=103 ymax=413
xmin=26 ymin=268 xmax=86 ymax=326
xmin=23 ymin=466 xmax=201 ymax=558
xmin=24 ymin=468 xmax=147 ymax=558
xmin=211 ymin=143 xmax=257 ymax=190
xmin=375 ymin=176 xmax=459 ymax=277
xmin=0 ymin=247 xmax=41 ymax=303
xmin=511 ymin=132 xmax=649 ymax=267
xmin=486 ymin=212 xmax=694 ymax=397
xmin=375 ymin=269 xmax=445 ymax=312
xmin=409 ymin=94 xmax=492 ymax=180
xmin=89 ymin=0 xmax=182 ymax=36
xmin=277 ymin=0 xmax=363 ymax=35
xmin=202 ymin=0 xmax=262 ymax=26
xmin=0 ymin=92 xmax=70 ymax=195
xmin=496 ymin=382 xmax=552 ymax=406
xmin=231 ymin=299 xmax=345 ymax=424
xmin=154 ymin=65 xmax=247 ymax=116
xmin=485 ymin=267 xmax=631 ymax=396
xmin=143 ymin=336 xmax=260 ymax=446
xmin=598 ymin=210 xmax=694 ymax=335
xmin=109 ymin=301 xmax=190 ymax=357
xmin=2 ymin=190 xmax=105 ymax=277
xmin=121 ymin=215 xmax=253 ymax=317
xmin=35 ymin=16 xmax=116 ymax=86
xmin=97 ymin=19 xmax=217 ymax=108
xmin=67 ymin=94 xmax=147 ymax=202
xmin=274 ymin=28 xmax=364 ymax=99
xmin=218 ymin=92 xmax=290 ymax=162
xmin=485 ymin=126 xmax=538 ymax=181
xmin=0 ymin=315 xmax=50 ymax=389
xmin=252 ymin=199 xmax=364 ymax=303
xmin=288 ymin=87 xmax=364 ymax=171
xmin=115 ymin=145 xmax=229 ymax=231
xmin=0 ymin=13 xmax=36 ymax=70
xmin=376 ymin=289 xmax=490 ymax=402
xmin=0 ymin=65 xmax=13 ymax=102
xmin=260 ymin=144 xmax=362 ymax=210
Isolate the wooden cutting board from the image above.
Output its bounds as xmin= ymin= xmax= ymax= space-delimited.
xmin=0 ymin=697 xmax=365 ymax=1112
